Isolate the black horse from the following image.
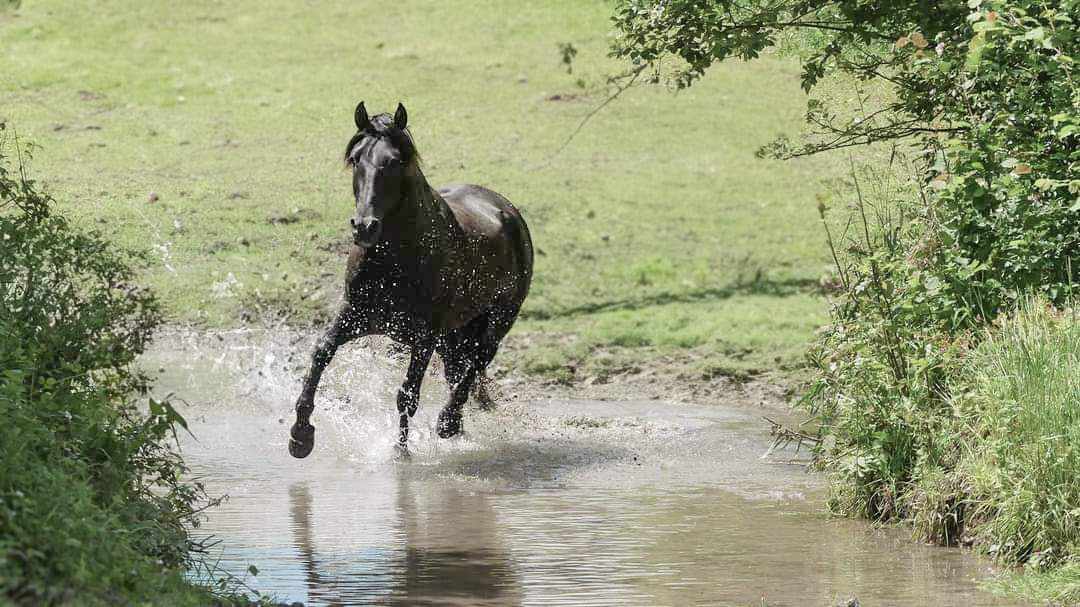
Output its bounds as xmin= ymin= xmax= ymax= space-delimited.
xmin=289 ymin=102 xmax=533 ymax=458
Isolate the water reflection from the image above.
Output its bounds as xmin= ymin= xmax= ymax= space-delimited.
xmin=286 ymin=472 xmax=520 ymax=606
xmin=288 ymin=483 xmax=339 ymax=605
xmin=389 ymin=471 xmax=520 ymax=606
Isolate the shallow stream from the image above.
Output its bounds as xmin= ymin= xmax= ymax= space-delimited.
xmin=145 ymin=330 xmax=1028 ymax=606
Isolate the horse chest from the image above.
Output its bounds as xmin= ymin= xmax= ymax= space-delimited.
xmin=346 ymin=253 xmax=437 ymax=336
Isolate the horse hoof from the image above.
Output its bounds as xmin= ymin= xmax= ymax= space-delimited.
xmin=289 ymin=423 xmax=315 ymax=459
xmin=394 ymin=441 xmax=412 ymax=459
xmin=436 ymin=410 xmax=462 ymax=439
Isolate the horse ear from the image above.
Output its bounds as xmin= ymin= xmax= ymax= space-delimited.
xmin=394 ymin=102 xmax=408 ymax=130
xmin=354 ymin=101 xmax=370 ymax=131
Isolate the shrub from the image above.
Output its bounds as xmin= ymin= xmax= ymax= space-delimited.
xmin=801 ymin=161 xmax=969 ymax=523
xmin=804 ymin=165 xmax=1079 ymax=601
xmin=0 ymin=129 xmax=213 ymax=605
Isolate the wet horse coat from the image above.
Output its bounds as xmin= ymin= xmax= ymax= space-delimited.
xmin=289 ymin=102 xmax=533 ymax=458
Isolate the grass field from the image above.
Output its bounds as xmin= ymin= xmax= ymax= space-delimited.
xmin=0 ymin=0 xmax=841 ymax=382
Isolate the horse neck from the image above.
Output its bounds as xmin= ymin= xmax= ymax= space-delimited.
xmin=380 ymin=165 xmax=454 ymax=259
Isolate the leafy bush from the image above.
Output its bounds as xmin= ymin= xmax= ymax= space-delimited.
xmin=922 ymin=0 xmax=1079 ymax=323
xmin=802 ymin=162 xmax=967 ymax=523
xmin=0 ymin=130 xmax=213 ymax=606
xmin=804 ymin=161 xmax=1078 ymax=581
xmin=804 ymin=180 xmax=1079 ymax=605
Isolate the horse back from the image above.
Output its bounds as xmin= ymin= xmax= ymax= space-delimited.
xmin=436 ymin=183 xmax=533 ymax=312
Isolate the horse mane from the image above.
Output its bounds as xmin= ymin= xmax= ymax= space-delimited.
xmin=344 ymin=113 xmax=421 ymax=167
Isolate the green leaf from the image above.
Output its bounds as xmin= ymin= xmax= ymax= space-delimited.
xmin=965 ymin=34 xmax=987 ymax=71
xmin=149 ymin=397 xmax=191 ymax=435
xmin=1033 ymin=178 xmax=1057 ymax=191
xmin=925 ymin=276 xmax=942 ymax=294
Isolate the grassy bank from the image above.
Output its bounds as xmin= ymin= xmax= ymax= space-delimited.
xmin=0 ymin=0 xmax=841 ymax=381
xmin=0 ymin=138 xmax=222 ymax=605
xmin=956 ymin=304 xmax=1080 ymax=566
xmin=953 ymin=303 xmax=1080 ymax=601
xmin=922 ymin=300 xmax=1080 ymax=603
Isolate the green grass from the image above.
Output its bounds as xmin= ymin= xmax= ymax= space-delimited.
xmin=961 ymin=302 xmax=1080 ymax=572
xmin=988 ymin=561 xmax=1080 ymax=605
xmin=0 ymin=0 xmax=840 ymax=380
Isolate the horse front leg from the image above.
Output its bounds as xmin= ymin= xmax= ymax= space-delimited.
xmin=289 ymin=307 xmax=359 ymax=459
xmin=397 ymin=339 xmax=434 ymax=450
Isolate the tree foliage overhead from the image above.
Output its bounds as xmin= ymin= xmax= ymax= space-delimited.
xmin=612 ymin=0 xmax=1075 ymax=156
xmin=613 ymin=0 xmax=1079 ymax=318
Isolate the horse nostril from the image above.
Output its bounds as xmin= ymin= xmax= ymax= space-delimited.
xmin=352 ymin=217 xmax=381 ymax=244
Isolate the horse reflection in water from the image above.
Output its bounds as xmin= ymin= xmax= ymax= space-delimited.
xmin=288 ymin=478 xmax=521 ymax=606
xmin=289 ymin=101 xmax=533 ymax=458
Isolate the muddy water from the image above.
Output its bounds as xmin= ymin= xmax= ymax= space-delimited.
xmin=146 ymin=330 xmax=1027 ymax=607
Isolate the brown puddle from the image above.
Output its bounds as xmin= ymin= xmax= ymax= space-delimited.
xmin=145 ymin=329 xmax=1031 ymax=606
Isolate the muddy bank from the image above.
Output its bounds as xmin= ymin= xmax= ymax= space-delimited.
xmin=495 ymin=330 xmax=800 ymax=405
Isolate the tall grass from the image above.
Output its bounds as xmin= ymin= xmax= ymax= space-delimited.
xmin=989 ymin=561 xmax=1080 ymax=604
xmin=959 ymin=301 xmax=1080 ymax=568
xmin=900 ymin=301 xmax=1080 ymax=602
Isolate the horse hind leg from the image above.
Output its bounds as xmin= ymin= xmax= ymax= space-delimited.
xmin=472 ymin=304 xmax=521 ymax=410
xmin=470 ymin=372 xmax=496 ymax=411
xmin=437 ymin=313 xmax=509 ymax=438
xmin=435 ymin=328 xmax=475 ymax=439
xmin=437 ymin=360 xmax=478 ymax=439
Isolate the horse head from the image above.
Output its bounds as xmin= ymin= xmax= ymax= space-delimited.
xmin=343 ymin=101 xmax=418 ymax=247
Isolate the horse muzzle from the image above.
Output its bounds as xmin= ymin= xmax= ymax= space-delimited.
xmin=351 ymin=217 xmax=382 ymax=248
